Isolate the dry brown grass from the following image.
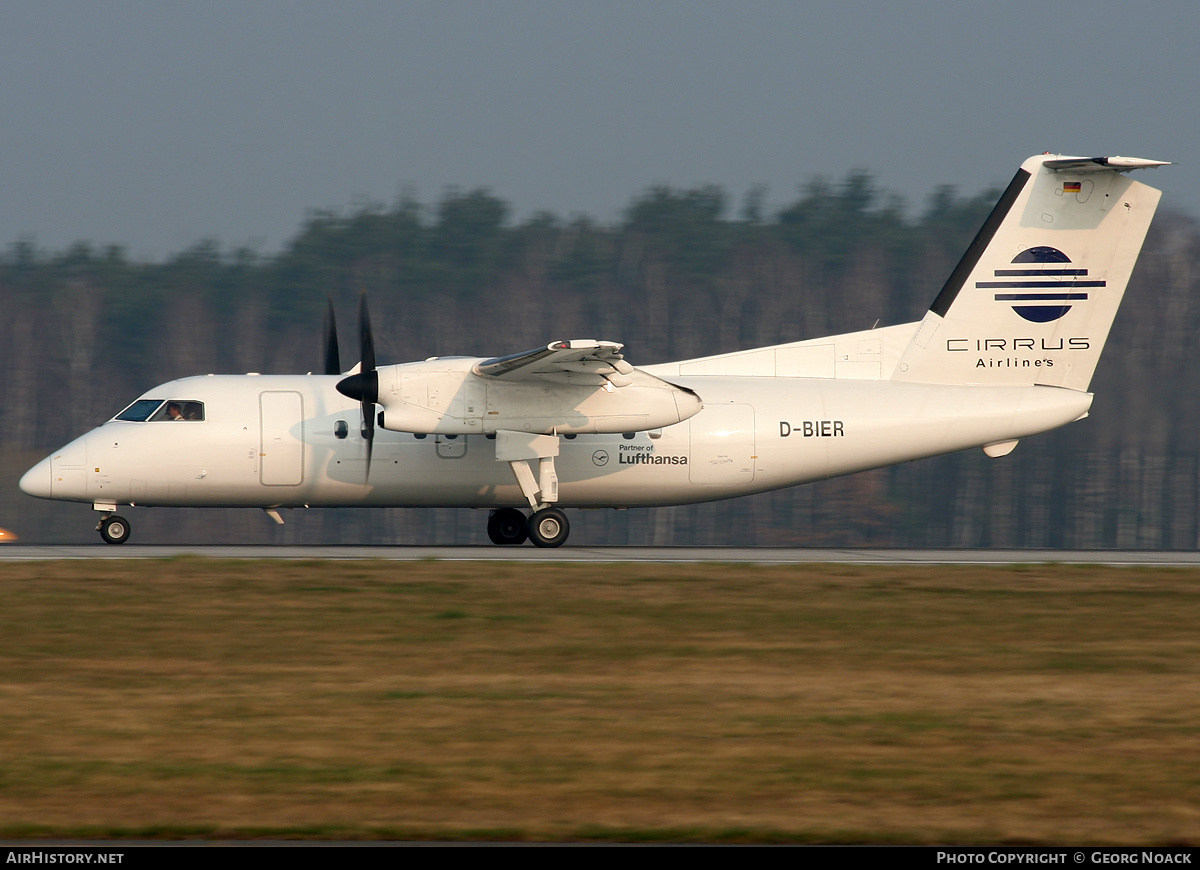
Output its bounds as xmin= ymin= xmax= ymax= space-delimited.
xmin=1 ymin=559 xmax=1198 ymax=843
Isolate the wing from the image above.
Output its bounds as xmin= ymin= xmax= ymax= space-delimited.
xmin=473 ymin=340 xmax=636 ymax=387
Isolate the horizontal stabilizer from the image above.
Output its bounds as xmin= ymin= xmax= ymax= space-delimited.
xmin=1042 ymin=156 xmax=1170 ymax=172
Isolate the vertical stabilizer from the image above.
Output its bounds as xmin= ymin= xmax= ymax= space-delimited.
xmin=893 ymin=154 xmax=1166 ymax=390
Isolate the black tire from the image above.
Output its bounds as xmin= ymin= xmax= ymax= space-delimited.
xmin=487 ymin=508 xmax=528 ymax=546
xmin=528 ymin=507 xmax=569 ymax=548
xmin=98 ymin=515 xmax=131 ymax=545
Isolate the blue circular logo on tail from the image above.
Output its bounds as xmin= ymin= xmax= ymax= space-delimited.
xmin=977 ymin=246 xmax=1104 ymax=323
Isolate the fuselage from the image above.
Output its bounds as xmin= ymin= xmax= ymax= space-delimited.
xmin=20 ymin=371 xmax=1092 ymax=510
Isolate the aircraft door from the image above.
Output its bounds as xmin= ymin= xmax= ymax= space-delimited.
xmin=689 ymin=403 xmax=756 ymax=485
xmin=260 ymin=391 xmax=304 ymax=486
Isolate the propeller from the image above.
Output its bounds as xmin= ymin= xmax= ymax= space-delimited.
xmin=322 ymin=298 xmax=341 ymax=376
xmin=335 ymin=293 xmax=379 ymax=479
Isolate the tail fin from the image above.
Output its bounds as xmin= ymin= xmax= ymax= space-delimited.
xmin=893 ymin=154 xmax=1166 ymax=390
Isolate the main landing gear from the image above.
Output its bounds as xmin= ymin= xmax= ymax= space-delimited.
xmin=488 ymin=429 xmax=570 ymax=547
xmin=98 ymin=514 xmax=131 ymax=545
xmin=486 ymin=507 xmax=570 ymax=548
xmin=487 ymin=507 xmax=528 ymax=546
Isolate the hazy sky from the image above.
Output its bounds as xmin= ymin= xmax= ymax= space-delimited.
xmin=1 ymin=0 xmax=1194 ymax=260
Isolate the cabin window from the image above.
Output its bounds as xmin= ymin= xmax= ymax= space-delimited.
xmin=148 ymin=401 xmax=205 ymax=422
xmin=334 ymin=420 xmax=349 ymax=439
xmin=115 ymin=399 xmax=165 ymax=422
xmin=622 ymin=432 xmax=636 ymax=440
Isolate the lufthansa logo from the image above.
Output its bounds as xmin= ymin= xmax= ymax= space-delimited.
xmin=592 ymin=450 xmax=609 ymax=467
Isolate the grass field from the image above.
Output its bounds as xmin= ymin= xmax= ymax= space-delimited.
xmin=1 ymin=558 xmax=1198 ymax=843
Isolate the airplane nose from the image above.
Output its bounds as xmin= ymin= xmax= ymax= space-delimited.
xmin=19 ymin=457 xmax=54 ymax=499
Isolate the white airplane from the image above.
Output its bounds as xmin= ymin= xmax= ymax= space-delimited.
xmin=19 ymin=153 xmax=1168 ymax=547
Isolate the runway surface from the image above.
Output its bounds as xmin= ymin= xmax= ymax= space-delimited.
xmin=3 ymin=545 xmax=1200 ymax=565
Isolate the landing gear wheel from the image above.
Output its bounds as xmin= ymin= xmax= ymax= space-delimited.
xmin=98 ymin=515 xmax=131 ymax=545
xmin=528 ymin=507 xmax=569 ymax=548
xmin=487 ymin=508 xmax=528 ymax=546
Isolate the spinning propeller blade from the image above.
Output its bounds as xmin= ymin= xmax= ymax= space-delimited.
xmin=323 ymin=298 xmax=341 ymax=376
xmin=335 ymin=293 xmax=379 ymax=480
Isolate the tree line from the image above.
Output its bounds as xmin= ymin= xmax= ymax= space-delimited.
xmin=2 ymin=173 xmax=1196 ymax=547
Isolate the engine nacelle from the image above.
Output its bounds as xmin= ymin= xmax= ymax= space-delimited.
xmin=372 ymin=358 xmax=702 ymax=435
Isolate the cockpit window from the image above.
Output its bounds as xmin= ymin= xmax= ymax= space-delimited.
xmin=114 ymin=399 xmax=206 ymax=421
xmin=148 ymin=401 xmax=205 ymax=422
xmin=115 ymin=399 xmax=165 ymax=422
